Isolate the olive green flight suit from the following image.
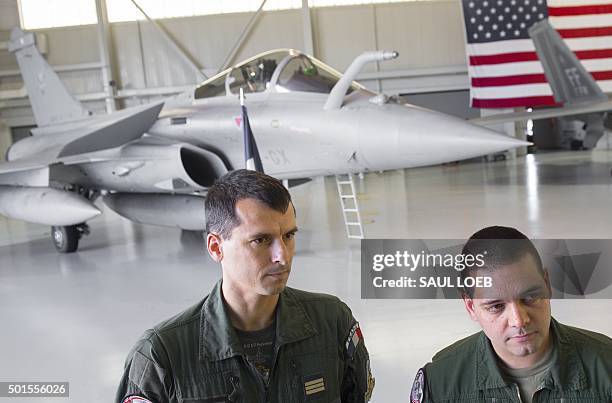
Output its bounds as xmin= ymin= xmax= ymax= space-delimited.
xmin=116 ymin=281 xmax=374 ymax=403
xmin=410 ymin=318 xmax=611 ymax=402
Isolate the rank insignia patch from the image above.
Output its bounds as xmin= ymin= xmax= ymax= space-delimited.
xmin=123 ymin=396 xmax=152 ymax=403
xmin=410 ymin=368 xmax=425 ymax=403
xmin=304 ymin=373 xmax=325 ymax=398
xmin=345 ymin=322 xmax=363 ymax=360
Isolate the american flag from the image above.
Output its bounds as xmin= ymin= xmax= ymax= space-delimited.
xmin=461 ymin=0 xmax=612 ymax=108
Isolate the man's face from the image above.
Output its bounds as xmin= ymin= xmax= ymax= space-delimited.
xmin=210 ymin=198 xmax=297 ymax=297
xmin=463 ymin=253 xmax=552 ymax=368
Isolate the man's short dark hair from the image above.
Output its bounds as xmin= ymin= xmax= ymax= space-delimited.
xmin=460 ymin=226 xmax=544 ymax=298
xmin=205 ymin=169 xmax=293 ymax=239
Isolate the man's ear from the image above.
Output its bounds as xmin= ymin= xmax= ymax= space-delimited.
xmin=462 ymin=292 xmax=479 ymax=322
xmin=206 ymin=232 xmax=223 ymax=263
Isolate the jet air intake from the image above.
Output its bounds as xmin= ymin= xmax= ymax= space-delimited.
xmin=324 ymin=50 xmax=398 ymax=110
xmin=73 ymin=143 xmax=227 ymax=193
xmin=0 ymin=186 xmax=100 ymax=226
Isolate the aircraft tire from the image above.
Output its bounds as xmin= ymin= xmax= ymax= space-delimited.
xmin=51 ymin=225 xmax=79 ymax=253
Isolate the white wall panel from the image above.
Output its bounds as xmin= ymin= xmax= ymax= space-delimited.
xmin=313 ymin=6 xmax=378 ymax=73
xmin=41 ymin=26 xmax=100 ymax=65
xmin=375 ymin=0 xmax=466 ymax=71
xmin=111 ymin=22 xmax=146 ymax=90
xmin=0 ymin=0 xmax=19 ymax=31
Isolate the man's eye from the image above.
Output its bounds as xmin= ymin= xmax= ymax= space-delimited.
xmin=285 ymin=232 xmax=296 ymax=240
xmin=522 ymin=296 xmax=539 ymax=304
xmin=486 ymin=304 xmax=505 ymax=313
xmin=251 ymin=238 xmax=267 ymax=245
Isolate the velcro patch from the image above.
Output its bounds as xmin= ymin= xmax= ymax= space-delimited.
xmin=304 ymin=373 xmax=325 ymax=397
xmin=345 ymin=322 xmax=363 ymax=359
xmin=123 ymin=396 xmax=152 ymax=403
xmin=410 ymin=368 xmax=425 ymax=403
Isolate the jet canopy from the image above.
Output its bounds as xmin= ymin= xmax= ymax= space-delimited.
xmin=194 ymin=49 xmax=363 ymax=99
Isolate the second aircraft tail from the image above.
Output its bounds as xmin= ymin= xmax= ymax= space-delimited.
xmin=529 ymin=20 xmax=608 ymax=106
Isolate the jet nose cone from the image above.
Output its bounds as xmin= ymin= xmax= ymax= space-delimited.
xmin=400 ymin=110 xmax=531 ymax=165
xmin=453 ymin=121 xmax=531 ymax=151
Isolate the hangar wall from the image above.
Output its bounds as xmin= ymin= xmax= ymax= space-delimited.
xmin=0 ymin=0 xmax=470 ymax=128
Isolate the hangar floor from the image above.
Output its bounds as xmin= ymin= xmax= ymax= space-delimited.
xmin=1 ymin=150 xmax=611 ymax=402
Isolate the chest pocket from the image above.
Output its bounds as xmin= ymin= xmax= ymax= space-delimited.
xmin=286 ymin=345 xmax=341 ymax=403
xmin=179 ymin=360 xmax=242 ymax=403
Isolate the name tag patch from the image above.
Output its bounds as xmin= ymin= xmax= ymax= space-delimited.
xmin=304 ymin=373 xmax=325 ymax=398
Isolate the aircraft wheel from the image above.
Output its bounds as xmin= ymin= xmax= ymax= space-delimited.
xmin=51 ymin=225 xmax=79 ymax=253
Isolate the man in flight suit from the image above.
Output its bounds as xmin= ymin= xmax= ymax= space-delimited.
xmin=116 ymin=169 xmax=375 ymax=403
xmin=411 ymin=226 xmax=611 ymax=403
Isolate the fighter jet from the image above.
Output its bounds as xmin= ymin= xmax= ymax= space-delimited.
xmin=472 ymin=20 xmax=612 ymax=148
xmin=0 ymin=27 xmax=527 ymax=253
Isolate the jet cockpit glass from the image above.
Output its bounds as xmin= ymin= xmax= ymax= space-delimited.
xmin=226 ymin=52 xmax=286 ymax=95
xmin=276 ymin=55 xmax=359 ymax=94
xmin=194 ymin=72 xmax=226 ymax=99
xmin=194 ymin=51 xmax=287 ymax=99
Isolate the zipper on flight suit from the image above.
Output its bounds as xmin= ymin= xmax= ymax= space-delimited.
xmin=261 ymin=342 xmax=283 ymax=402
xmin=240 ymin=355 xmax=269 ymax=401
xmin=514 ymin=384 xmax=523 ymax=403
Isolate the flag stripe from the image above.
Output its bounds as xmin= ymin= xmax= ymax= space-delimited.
xmin=472 ymin=70 xmax=612 ymax=87
xmin=589 ymin=79 xmax=612 ymax=91
xmin=558 ymin=26 xmax=612 ymax=37
xmin=471 ymin=83 xmax=553 ymax=99
xmin=470 ymin=48 xmax=612 ymax=65
xmin=549 ymin=14 xmax=612 ymax=29
xmin=469 ymin=58 xmax=612 ymax=77
xmin=472 ymin=96 xmax=557 ymax=108
xmin=548 ymin=4 xmax=612 ymax=16
xmin=549 ymin=0 xmax=612 ymax=6
xmin=468 ymin=36 xmax=612 ymax=55
xmin=470 ymin=52 xmax=539 ymax=65
xmin=472 ymin=73 xmax=547 ymax=87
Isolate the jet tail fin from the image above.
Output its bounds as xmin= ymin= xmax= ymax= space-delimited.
xmin=529 ymin=20 xmax=608 ymax=106
xmin=8 ymin=27 xmax=91 ymax=128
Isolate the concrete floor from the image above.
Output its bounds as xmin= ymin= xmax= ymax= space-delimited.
xmin=0 ymin=150 xmax=611 ymax=402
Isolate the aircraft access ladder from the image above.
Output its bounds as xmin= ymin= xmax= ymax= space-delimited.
xmin=335 ymin=174 xmax=364 ymax=239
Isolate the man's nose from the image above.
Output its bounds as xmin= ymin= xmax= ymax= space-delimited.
xmin=507 ymin=301 xmax=530 ymax=328
xmin=272 ymin=239 xmax=289 ymax=265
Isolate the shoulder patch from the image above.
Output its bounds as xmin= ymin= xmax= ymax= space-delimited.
xmin=123 ymin=396 xmax=152 ymax=403
xmin=345 ymin=322 xmax=363 ymax=360
xmin=410 ymin=368 xmax=425 ymax=403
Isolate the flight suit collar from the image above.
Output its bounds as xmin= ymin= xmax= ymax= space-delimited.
xmin=540 ymin=318 xmax=587 ymax=391
xmin=199 ymin=280 xmax=316 ymax=362
xmin=475 ymin=331 xmax=508 ymax=390
xmin=475 ymin=317 xmax=588 ymax=392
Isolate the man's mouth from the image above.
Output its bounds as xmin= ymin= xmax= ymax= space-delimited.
xmin=509 ymin=331 xmax=536 ymax=342
xmin=267 ymin=270 xmax=289 ymax=277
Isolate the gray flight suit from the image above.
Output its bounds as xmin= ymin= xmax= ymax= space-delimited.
xmin=116 ymin=280 xmax=374 ymax=403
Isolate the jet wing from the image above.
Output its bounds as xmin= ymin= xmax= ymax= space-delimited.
xmin=470 ymin=100 xmax=612 ymax=126
xmin=56 ymin=101 xmax=164 ymax=158
xmin=0 ymin=102 xmax=165 ymax=186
